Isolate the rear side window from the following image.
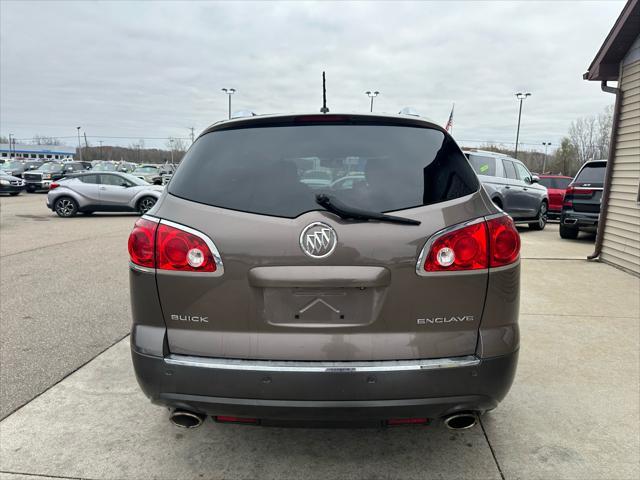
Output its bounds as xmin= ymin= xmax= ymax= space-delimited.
xmin=169 ymin=124 xmax=479 ymax=218
xmin=468 ymin=155 xmax=496 ymax=176
xmin=539 ymin=177 xmax=571 ymax=189
xmin=575 ymin=162 xmax=606 ymax=185
xmin=502 ymin=160 xmax=518 ymax=180
xmin=79 ymin=174 xmax=99 ymax=184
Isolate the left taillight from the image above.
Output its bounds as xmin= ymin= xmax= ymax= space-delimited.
xmin=127 ymin=218 xmax=220 ymax=273
xmin=128 ymin=218 xmax=158 ymax=268
xmin=418 ymin=215 xmax=520 ymax=273
xmin=49 ymin=182 xmax=60 ymax=190
xmin=156 ymin=222 xmax=217 ymax=272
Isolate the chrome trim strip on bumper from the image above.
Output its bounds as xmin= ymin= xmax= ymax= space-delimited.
xmin=164 ymin=354 xmax=480 ymax=373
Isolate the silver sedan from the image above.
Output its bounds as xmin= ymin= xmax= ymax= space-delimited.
xmin=47 ymin=171 xmax=164 ymax=217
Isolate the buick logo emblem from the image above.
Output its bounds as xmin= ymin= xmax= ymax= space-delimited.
xmin=300 ymin=222 xmax=337 ymax=258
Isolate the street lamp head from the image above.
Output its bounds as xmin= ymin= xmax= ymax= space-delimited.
xmin=374 ymin=91 xmax=379 ymax=95
xmin=222 ymin=88 xmax=236 ymax=95
xmin=365 ymin=91 xmax=371 ymax=95
xmin=365 ymin=91 xmax=380 ymax=98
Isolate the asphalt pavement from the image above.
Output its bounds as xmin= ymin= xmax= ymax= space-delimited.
xmin=0 ymin=193 xmax=638 ymax=480
xmin=0 ymin=193 xmax=136 ymax=419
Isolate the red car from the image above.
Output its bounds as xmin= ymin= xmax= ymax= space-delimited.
xmin=538 ymin=175 xmax=572 ymax=218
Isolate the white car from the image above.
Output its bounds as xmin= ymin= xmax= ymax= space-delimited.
xmin=46 ymin=171 xmax=164 ymax=217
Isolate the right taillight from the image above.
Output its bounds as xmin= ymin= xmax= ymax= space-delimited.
xmin=486 ymin=215 xmax=520 ymax=267
xmin=127 ymin=217 xmax=222 ymax=273
xmin=419 ymin=215 xmax=520 ymax=273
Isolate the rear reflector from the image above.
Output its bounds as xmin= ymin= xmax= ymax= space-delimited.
xmin=419 ymin=214 xmax=520 ymax=273
xmin=214 ymin=416 xmax=259 ymax=424
xmin=386 ymin=418 xmax=429 ymax=426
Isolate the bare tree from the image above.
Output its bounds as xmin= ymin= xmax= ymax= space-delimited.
xmin=32 ymin=135 xmax=62 ymax=146
xmin=569 ymin=105 xmax=613 ymax=165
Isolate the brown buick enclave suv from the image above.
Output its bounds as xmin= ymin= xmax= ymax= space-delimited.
xmin=128 ymin=113 xmax=520 ymax=429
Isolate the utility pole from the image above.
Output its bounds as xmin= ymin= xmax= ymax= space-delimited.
xmin=76 ymin=127 xmax=83 ymax=161
xmin=542 ymin=142 xmax=551 ymax=173
xmin=99 ymin=140 xmax=103 ymax=160
xmin=169 ymin=138 xmax=174 ymax=163
xmin=514 ymin=92 xmax=531 ymax=159
xmin=189 ymin=127 xmax=195 ymax=144
xmin=221 ymin=88 xmax=236 ymax=119
xmin=365 ymin=91 xmax=380 ymax=112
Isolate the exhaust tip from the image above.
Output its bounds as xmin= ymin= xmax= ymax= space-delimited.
xmin=443 ymin=412 xmax=477 ymax=430
xmin=170 ymin=410 xmax=205 ymax=429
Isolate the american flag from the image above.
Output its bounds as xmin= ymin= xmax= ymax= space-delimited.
xmin=445 ymin=103 xmax=455 ymax=132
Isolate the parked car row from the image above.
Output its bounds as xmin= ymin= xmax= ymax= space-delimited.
xmin=463 ymin=149 xmax=607 ymax=240
xmin=0 ymin=158 xmax=179 ymax=195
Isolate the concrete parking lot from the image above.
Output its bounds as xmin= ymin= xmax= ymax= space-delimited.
xmin=1 ymin=193 xmax=638 ymax=480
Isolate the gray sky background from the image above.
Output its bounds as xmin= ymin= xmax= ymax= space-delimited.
xmin=0 ymin=0 xmax=625 ymax=150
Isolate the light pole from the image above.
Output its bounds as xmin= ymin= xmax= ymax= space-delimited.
xmin=365 ymin=91 xmax=380 ymax=112
xmin=169 ymin=138 xmax=174 ymax=163
xmin=76 ymin=127 xmax=83 ymax=161
xmin=542 ymin=142 xmax=551 ymax=173
xmin=221 ymin=88 xmax=236 ymax=119
xmin=8 ymin=133 xmax=13 ymax=158
xmin=514 ymin=92 xmax=531 ymax=159
xmin=99 ymin=140 xmax=104 ymax=160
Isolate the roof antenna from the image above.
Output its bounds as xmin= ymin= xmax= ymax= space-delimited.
xmin=320 ymin=71 xmax=329 ymax=113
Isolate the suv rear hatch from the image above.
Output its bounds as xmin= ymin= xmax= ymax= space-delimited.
xmin=153 ymin=115 xmax=492 ymax=361
xmin=566 ymin=161 xmax=607 ymax=213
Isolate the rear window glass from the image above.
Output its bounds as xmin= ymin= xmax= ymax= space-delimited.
xmin=468 ymin=155 xmax=496 ymax=176
xmin=575 ymin=162 xmax=606 ymax=184
xmin=169 ymin=124 xmax=479 ymax=218
xmin=539 ymin=177 xmax=571 ymax=189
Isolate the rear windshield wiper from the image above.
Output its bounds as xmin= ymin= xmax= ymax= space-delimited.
xmin=315 ymin=194 xmax=420 ymax=226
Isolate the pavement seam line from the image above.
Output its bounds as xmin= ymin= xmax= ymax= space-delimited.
xmin=0 ymin=232 xmax=127 ymax=259
xmin=521 ymin=312 xmax=639 ymax=319
xmin=0 ymin=470 xmax=89 ymax=480
xmin=479 ymin=416 xmax=506 ymax=480
xmin=0 ymin=333 xmax=130 ymax=421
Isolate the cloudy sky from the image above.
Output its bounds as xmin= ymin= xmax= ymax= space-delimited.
xmin=0 ymin=0 xmax=624 ymax=150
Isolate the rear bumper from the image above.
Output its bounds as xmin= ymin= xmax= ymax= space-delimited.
xmin=25 ymin=180 xmax=51 ymax=190
xmin=561 ymin=210 xmax=599 ymax=228
xmin=0 ymin=185 xmax=25 ymax=194
xmin=131 ymin=346 xmax=518 ymax=421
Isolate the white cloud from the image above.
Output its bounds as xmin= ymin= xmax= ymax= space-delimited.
xmin=0 ymin=0 xmax=623 ymax=150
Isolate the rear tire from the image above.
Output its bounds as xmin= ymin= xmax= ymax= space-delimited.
xmin=529 ymin=202 xmax=548 ymax=231
xmin=54 ymin=197 xmax=78 ymax=217
xmin=9 ymin=192 xmax=20 ymax=196
xmin=26 ymin=185 xmax=36 ymax=193
xmin=81 ymin=211 xmax=94 ymax=215
xmin=559 ymin=223 xmax=579 ymax=239
xmin=137 ymin=196 xmax=156 ymax=214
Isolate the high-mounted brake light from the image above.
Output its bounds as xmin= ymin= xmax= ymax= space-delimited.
xmin=127 ymin=217 xmax=222 ymax=273
xmin=418 ymin=215 xmax=520 ymax=274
